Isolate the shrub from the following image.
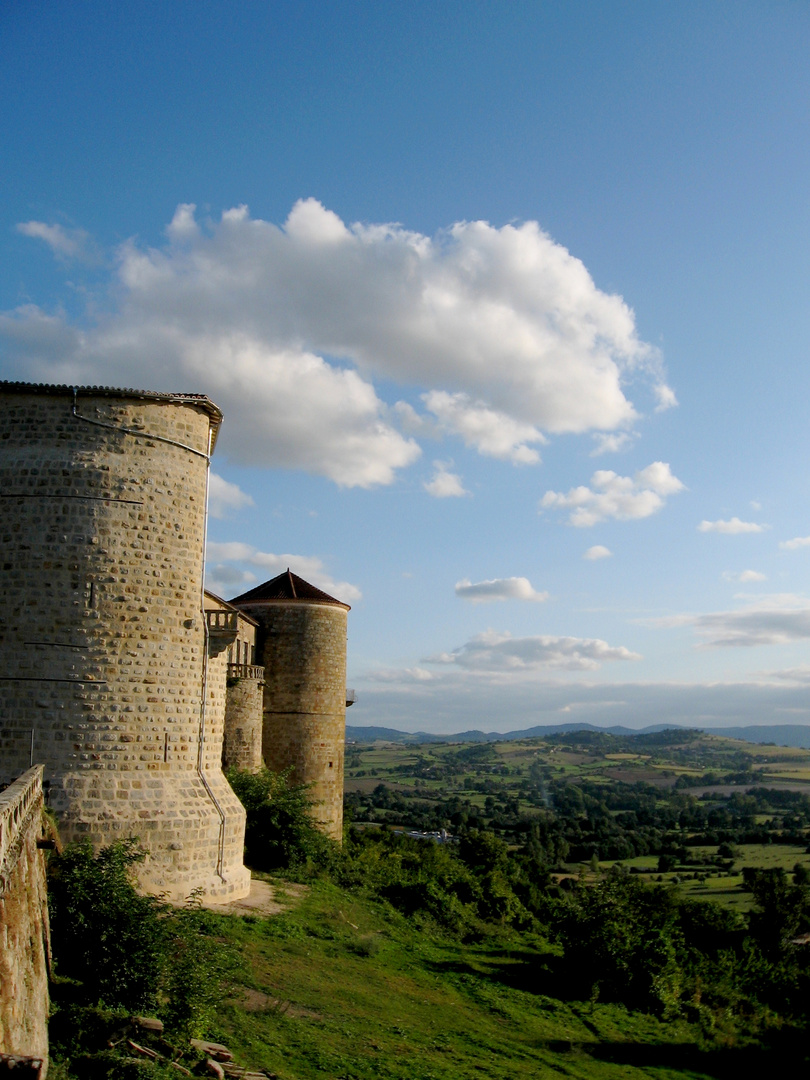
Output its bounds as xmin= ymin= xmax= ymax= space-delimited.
xmin=227 ymin=767 xmax=337 ymax=870
xmin=48 ymin=839 xmax=167 ymax=1011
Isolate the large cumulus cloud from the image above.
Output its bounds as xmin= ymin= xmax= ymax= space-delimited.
xmin=2 ymin=200 xmax=672 ymax=487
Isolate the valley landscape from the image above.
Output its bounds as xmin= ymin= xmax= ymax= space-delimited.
xmin=50 ymin=725 xmax=810 ymax=1080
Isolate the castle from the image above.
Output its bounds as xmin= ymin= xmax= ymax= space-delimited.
xmin=0 ymin=382 xmax=351 ymax=902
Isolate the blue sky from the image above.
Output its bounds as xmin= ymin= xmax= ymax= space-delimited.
xmin=3 ymin=1 xmax=810 ymax=733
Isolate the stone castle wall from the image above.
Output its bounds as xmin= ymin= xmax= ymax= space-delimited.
xmin=222 ymin=671 xmax=264 ymax=773
xmin=0 ymin=767 xmax=50 ymax=1073
xmin=204 ymin=596 xmax=264 ymax=774
xmin=239 ymin=601 xmax=347 ymax=840
xmin=0 ymin=388 xmax=248 ymax=902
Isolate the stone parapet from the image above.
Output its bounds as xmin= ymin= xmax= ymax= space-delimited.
xmin=0 ymin=766 xmax=50 ymax=1072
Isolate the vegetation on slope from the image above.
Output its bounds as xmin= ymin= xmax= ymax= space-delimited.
xmin=46 ymin=730 xmax=810 ymax=1079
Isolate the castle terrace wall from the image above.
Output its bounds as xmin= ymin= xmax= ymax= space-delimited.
xmin=0 ymin=766 xmax=49 ymax=1074
xmin=0 ymin=388 xmax=248 ymax=902
xmin=237 ymin=601 xmax=347 ymax=841
xmin=223 ymin=668 xmax=265 ymax=773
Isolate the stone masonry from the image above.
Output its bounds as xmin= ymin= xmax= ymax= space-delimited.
xmin=204 ymin=591 xmax=264 ymax=774
xmin=230 ymin=571 xmax=350 ymax=842
xmin=0 ymin=384 xmax=249 ymax=902
xmin=0 ymin=766 xmax=50 ymax=1073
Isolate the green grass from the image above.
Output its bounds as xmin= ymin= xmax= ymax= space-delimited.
xmin=202 ymin=877 xmax=782 ymax=1080
xmin=592 ymin=845 xmax=810 ymax=912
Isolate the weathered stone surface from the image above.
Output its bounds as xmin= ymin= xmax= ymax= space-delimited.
xmin=235 ymin=600 xmax=348 ymax=841
xmin=204 ymin=595 xmax=263 ymax=774
xmin=0 ymin=768 xmax=49 ymax=1073
xmin=0 ymin=387 xmax=249 ymax=902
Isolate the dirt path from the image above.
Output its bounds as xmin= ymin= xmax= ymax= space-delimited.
xmin=202 ymin=878 xmax=309 ymax=916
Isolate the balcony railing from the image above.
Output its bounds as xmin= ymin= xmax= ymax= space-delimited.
xmin=206 ymin=610 xmax=239 ymax=633
xmin=227 ymin=663 xmax=265 ymax=681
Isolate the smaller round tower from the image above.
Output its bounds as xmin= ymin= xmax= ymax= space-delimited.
xmin=229 ymin=571 xmax=349 ymax=841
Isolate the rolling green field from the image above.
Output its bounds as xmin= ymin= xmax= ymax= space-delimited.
xmin=344 ymin=729 xmax=810 ymax=908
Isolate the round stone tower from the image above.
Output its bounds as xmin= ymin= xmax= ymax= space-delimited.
xmin=230 ymin=571 xmax=350 ymax=841
xmin=0 ymin=382 xmax=250 ymax=902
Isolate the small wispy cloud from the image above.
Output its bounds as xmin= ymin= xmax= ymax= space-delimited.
xmin=455 ymin=577 xmax=548 ymax=603
xmin=584 ymin=545 xmax=612 ymax=560
xmin=208 ymin=473 xmax=254 ymax=519
xmin=698 ymin=517 xmax=766 ymax=534
xmin=16 ymin=220 xmax=96 ymax=262
xmin=424 ymin=391 xmax=546 ymax=464
xmin=590 ymin=432 xmax=635 ymax=456
xmin=654 ymin=593 xmax=810 ymax=648
xmin=722 ymin=569 xmax=767 ymax=583
xmin=427 ymin=629 xmax=641 ymax=672
xmin=424 ymin=460 xmax=469 ymax=498
xmin=780 ymin=535 xmax=810 ymax=550
xmin=653 ymin=384 xmax=678 ymax=412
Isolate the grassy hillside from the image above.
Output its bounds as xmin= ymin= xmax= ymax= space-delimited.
xmin=204 ymin=876 xmax=796 ymax=1080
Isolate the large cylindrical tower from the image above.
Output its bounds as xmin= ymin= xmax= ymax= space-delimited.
xmin=0 ymin=383 xmax=250 ymax=902
xmin=230 ymin=571 xmax=349 ymax=841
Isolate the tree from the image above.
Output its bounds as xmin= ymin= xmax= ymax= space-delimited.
xmin=227 ymin=766 xmax=337 ymax=869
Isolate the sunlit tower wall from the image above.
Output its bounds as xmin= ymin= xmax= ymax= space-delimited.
xmin=204 ymin=590 xmax=264 ymax=774
xmin=230 ymin=571 xmax=350 ymax=841
xmin=0 ymin=382 xmax=250 ymax=902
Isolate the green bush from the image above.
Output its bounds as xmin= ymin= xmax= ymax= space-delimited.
xmin=48 ymin=839 xmax=167 ymax=1011
xmin=226 ymin=766 xmax=337 ymax=870
xmin=48 ymin=840 xmax=238 ymax=1040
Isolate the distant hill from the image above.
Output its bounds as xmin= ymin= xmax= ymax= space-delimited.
xmin=346 ymin=721 xmax=810 ymax=749
xmin=701 ymin=725 xmax=810 ymax=749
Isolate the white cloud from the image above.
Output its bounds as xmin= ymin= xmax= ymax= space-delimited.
xmin=16 ymin=220 xmax=94 ymax=261
xmin=427 ymin=629 xmax=641 ymax=672
xmin=455 ymin=577 xmax=548 ymax=603
xmin=369 ymin=666 xmax=436 ymax=683
xmin=540 ymin=461 xmax=684 ymax=527
xmin=656 ymin=593 xmax=810 ymax=648
xmin=2 ymin=199 xmax=672 ymax=486
xmin=654 ymin=384 xmax=678 ymax=412
xmin=207 ymin=473 xmax=255 ymax=519
xmin=590 ymin=431 xmax=635 ymax=456
xmin=698 ymin=517 xmax=765 ymax=534
xmin=205 ymin=541 xmax=361 ymax=603
xmin=424 ymin=461 xmax=469 ymax=498
xmin=423 ymin=391 xmax=545 ymax=464
xmin=584 ymin=545 xmax=612 ymax=560
xmin=780 ymin=535 xmax=810 ymax=550
xmin=350 ymin=674 xmax=810 ymax=733
xmin=722 ymin=569 xmax=767 ymax=583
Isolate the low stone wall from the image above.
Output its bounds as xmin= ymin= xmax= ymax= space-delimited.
xmin=0 ymin=766 xmax=50 ymax=1074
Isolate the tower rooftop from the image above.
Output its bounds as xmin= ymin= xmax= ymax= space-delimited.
xmin=0 ymin=381 xmax=223 ymax=449
xmin=229 ymin=569 xmax=351 ymax=610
